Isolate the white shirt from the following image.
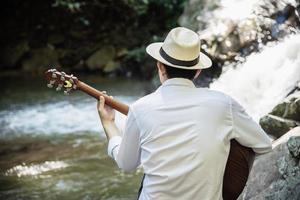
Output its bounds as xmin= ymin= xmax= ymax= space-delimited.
xmin=107 ymin=78 xmax=272 ymax=200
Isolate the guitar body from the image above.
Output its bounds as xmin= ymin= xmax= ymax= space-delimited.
xmin=223 ymin=140 xmax=254 ymax=200
xmin=45 ymin=69 xmax=255 ymax=200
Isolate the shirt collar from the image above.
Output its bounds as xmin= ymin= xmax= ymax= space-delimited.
xmin=161 ymin=78 xmax=196 ymax=88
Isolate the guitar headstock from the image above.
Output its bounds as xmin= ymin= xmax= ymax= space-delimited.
xmin=44 ymin=69 xmax=79 ymax=95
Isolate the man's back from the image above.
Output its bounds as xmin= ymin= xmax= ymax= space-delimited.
xmin=131 ymin=78 xmax=240 ymax=199
xmin=133 ymin=78 xmax=232 ymax=199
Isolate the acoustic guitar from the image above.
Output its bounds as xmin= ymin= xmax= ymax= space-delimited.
xmin=44 ymin=69 xmax=254 ymax=200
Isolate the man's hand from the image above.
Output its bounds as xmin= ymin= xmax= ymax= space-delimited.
xmin=97 ymin=94 xmax=115 ymax=125
xmin=97 ymin=93 xmax=120 ymax=140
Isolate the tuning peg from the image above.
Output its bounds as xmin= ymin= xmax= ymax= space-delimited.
xmin=64 ymin=88 xmax=72 ymax=95
xmin=47 ymin=80 xmax=56 ymax=88
xmin=60 ymin=76 xmax=65 ymax=81
xmin=69 ymin=75 xmax=74 ymax=83
xmin=47 ymin=83 xmax=53 ymax=88
xmin=56 ymin=83 xmax=63 ymax=91
xmin=52 ymin=73 xmax=57 ymax=78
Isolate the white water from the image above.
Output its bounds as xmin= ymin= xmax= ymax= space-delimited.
xmin=210 ymin=34 xmax=300 ymax=121
xmin=0 ymin=96 xmax=136 ymax=138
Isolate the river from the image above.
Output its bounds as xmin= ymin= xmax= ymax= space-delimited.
xmin=0 ymin=75 xmax=151 ymax=200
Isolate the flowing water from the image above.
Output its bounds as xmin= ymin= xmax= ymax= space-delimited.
xmin=210 ymin=34 xmax=300 ymax=121
xmin=0 ymin=75 xmax=150 ymax=200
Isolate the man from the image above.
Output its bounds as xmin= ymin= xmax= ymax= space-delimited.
xmin=97 ymin=27 xmax=272 ymax=200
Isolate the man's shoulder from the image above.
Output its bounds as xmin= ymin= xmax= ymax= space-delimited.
xmin=199 ymin=88 xmax=232 ymax=103
xmin=132 ymin=91 xmax=158 ymax=109
xmin=132 ymin=88 xmax=232 ymax=108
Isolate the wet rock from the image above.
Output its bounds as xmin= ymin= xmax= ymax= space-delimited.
xmin=1 ymin=41 xmax=30 ymax=67
xmin=260 ymin=114 xmax=299 ymax=138
xmin=270 ymin=91 xmax=300 ymax=122
xmin=238 ymin=127 xmax=300 ymax=200
xmin=22 ymin=46 xmax=60 ymax=72
xmin=269 ymin=101 xmax=288 ymax=117
xmin=282 ymin=98 xmax=300 ymax=122
xmin=86 ymin=46 xmax=116 ymax=70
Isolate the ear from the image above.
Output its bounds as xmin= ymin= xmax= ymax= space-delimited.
xmin=194 ymin=69 xmax=201 ymax=79
xmin=157 ymin=61 xmax=166 ymax=74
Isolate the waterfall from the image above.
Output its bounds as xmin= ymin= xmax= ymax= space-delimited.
xmin=210 ymin=34 xmax=300 ymax=121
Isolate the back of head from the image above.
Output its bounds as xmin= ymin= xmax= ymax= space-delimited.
xmin=163 ymin=63 xmax=198 ymax=80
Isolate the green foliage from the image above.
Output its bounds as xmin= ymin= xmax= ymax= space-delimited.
xmin=125 ymin=0 xmax=186 ymax=15
xmin=3 ymin=0 xmax=187 ymax=78
xmin=52 ymin=0 xmax=84 ymax=12
xmin=125 ymin=46 xmax=146 ymax=63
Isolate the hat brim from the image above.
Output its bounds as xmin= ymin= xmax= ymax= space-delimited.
xmin=146 ymin=42 xmax=212 ymax=70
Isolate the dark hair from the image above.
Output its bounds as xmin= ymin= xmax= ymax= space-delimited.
xmin=163 ymin=64 xmax=198 ymax=80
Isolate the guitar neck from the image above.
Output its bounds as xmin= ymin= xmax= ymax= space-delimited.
xmin=77 ymin=81 xmax=129 ymax=115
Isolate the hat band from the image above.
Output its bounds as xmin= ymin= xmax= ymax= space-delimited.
xmin=159 ymin=48 xmax=199 ymax=67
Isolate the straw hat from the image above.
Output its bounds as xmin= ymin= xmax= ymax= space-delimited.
xmin=146 ymin=27 xmax=212 ymax=70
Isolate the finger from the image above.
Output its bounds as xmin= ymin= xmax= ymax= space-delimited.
xmin=110 ymin=95 xmax=114 ymax=99
xmin=102 ymin=91 xmax=107 ymax=94
xmin=98 ymin=96 xmax=105 ymax=111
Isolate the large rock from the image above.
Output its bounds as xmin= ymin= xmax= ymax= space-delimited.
xmin=260 ymin=91 xmax=300 ymax=138
xmin=22 ymin=46 xmax=60 ymax=72
xmin=260 ymin=114 xmax=300 ymax=138
xmin=270 ymin=91 xmax=300 ymax=122
xmin=239 ymin=127 xmax=300 ymax=200
xmin=86 ymin=46 xmax=116 ymax=70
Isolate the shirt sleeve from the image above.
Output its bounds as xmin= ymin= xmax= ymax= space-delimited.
xmin=107 ymin=107 xmax=141 ymax=171
xmin=230 ymin=98 xmax=272 ymax=154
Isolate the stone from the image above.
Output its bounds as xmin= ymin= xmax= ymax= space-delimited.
xmin=1 ymin=41 xmax=30 ymax=67
xmin=270 ymin=91 xmax=300 ymax=122
xmin=238 ymin=127 xmax=300 ymax=200
xmin=260 ymin=114 xmax=300 ymax=138
xmin=283 ymin=97 xmax=300 ymax=122
xmin=86 ymin=46 xmax=116 ymax=70
xmin=22 ymin=47 xmax=60 ymax=72
xmin=270 ymin=101 xmax=288 ymax=117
